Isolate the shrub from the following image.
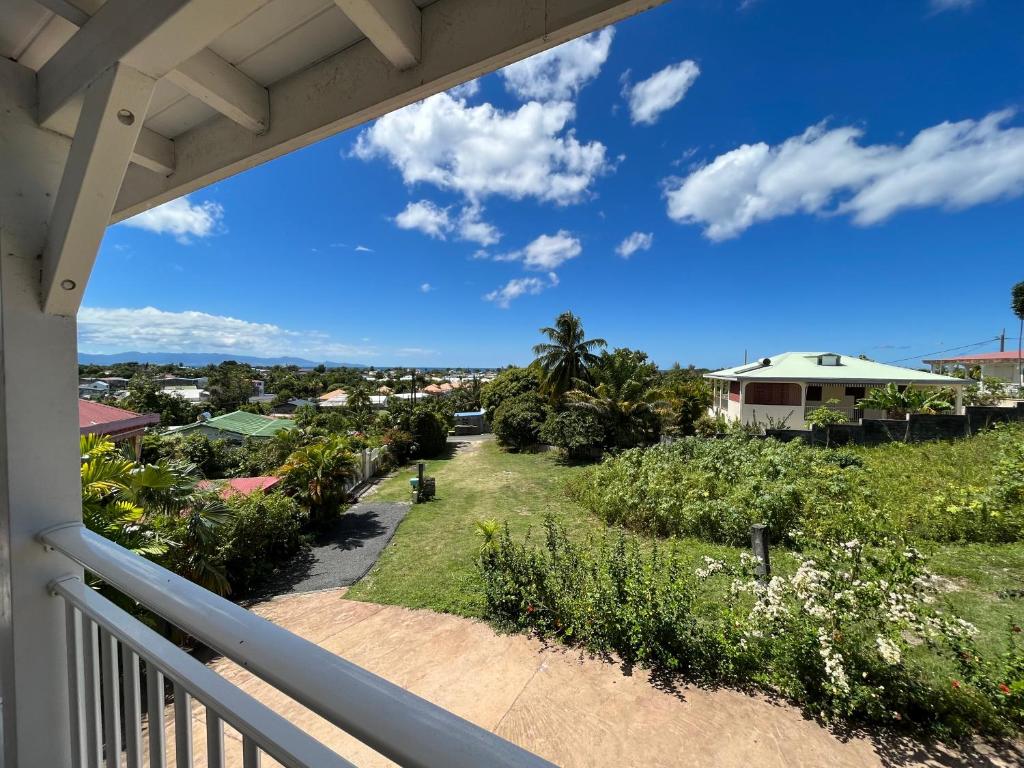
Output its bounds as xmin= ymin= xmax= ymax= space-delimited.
xmin=568 ymin=435 xmax=869 ymax=545
xmin=278 ymin=436 xmax=359 ymax=524
xmin=480 ymin=516 xmax=1022 ymax=737
xmin=492 ymin=393 xmax=550 ymax=452
xmin=220 ymin=491 xmax=307 ymax=593
xmin=481 ymin=367 xmax=543 ymax=422
xmin=409 ymin=409 xmax=448 ymax=458
xmin=539 ymin=409 xmax=604 ymax=458
xmin=380 ymin=428 xmax=416 ymax=466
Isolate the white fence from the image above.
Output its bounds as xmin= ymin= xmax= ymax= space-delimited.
xmin=346 ymin=447 xmax=387 ymax=495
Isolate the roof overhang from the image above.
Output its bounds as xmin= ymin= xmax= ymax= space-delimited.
xmin=2 ymin=0 xmax=667 ymax=317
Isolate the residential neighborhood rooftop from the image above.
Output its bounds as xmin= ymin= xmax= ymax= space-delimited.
xmin=78 ymin=399 xmax=159 ymax=436
xmin=168 ymin=411 xmax=296 ymax=439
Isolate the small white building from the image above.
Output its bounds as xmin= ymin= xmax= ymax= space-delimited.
xmin=705 ymin=352 xmax=965 ymax=429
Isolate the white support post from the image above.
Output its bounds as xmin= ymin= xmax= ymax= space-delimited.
xmin=0 ymin=57 xmax=84 ymax=767
xmin=42 ymin=62 xmax=156 ymax=317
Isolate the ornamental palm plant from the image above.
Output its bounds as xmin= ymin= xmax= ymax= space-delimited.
xmin=857 ymin=383 xmax=953 ymax=419
xmin=532 ymin=311 xmax=606 ymax=400
xmin=566 ymin=352 xmax=664 ymax=449
xmin=279 ymin=436 xmax=359 ymax=524
xmin=1012 ymin=280 xmax=1024 ymax=386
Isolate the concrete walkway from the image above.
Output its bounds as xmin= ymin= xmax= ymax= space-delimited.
xmin=170 ymin=590 xmax=1021 ymax=768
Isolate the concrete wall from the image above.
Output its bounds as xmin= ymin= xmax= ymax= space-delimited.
xmin=765 ymin=404 xmax=1024 ymax=446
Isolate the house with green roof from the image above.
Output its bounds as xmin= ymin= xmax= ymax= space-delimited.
xmin=704 ymin=352 xmax=965 ymax=429
xmin=165 ymin=410 xmax=296 ymax=442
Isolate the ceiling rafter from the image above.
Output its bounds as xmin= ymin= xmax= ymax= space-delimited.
xmin=334 ymin=0 xmax=421 ymax=70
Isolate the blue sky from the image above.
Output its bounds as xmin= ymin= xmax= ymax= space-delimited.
xmin=81 ymin=0 xmax=1024 ymax=368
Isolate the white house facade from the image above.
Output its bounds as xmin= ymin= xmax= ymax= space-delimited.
xmin=705 ymin=352 xmax=966 ymax=429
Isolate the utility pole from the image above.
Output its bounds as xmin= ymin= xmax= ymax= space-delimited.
xmin=1000 ymin=329 xmax=1005 ymax=352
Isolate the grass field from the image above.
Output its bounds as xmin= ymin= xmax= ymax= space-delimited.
xmin=348 ymin=435 xmax=1024 ymax=660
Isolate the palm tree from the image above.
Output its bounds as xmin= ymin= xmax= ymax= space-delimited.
xmin=532 ymin=311 xmax=606 ymax=399
xmin=567 ymin=378 xmax=663 ymax=449
xmin=1012 ymin=281 xmax=1024 ymax=387
xmin=278 ymin=437 xmax=359 ymax=524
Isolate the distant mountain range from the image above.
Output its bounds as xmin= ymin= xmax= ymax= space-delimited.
xmin=78 ymin=352 xmax=368 ymax=368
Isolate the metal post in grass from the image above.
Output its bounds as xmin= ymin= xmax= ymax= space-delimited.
xmin=750 ymin=524 xmax=771 ymax=581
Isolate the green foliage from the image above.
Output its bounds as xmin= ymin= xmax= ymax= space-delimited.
xmin=143 ymin=433 xmax=239 ymax=478
xmin=805 ymin=400 xmax=849 ymax=428
xmin=566 ymin=348 xmax=663 ymax=449
xmin=480 ymin=516 xmax=1022 ymax=737
xmin=409 ymin=408 xmax=448 ymax=458
xmin=120 ymin=373 xmax=206 ymax=426
xmin=1012 ymin=281 xmax=1024 ymax=321
xmin=568 ymin=436 xmax=871 ymax=546
xmin=858 ymin=383 xmax=953 ymax=417
xmin=539 ymin=409 xmax=604 ymax=457
xmin=80 ymin=434 xmax=234 ymax=594
xmin=380 ymin=428 xmax=416 ymax=465
xmin=658 ymin=376 xmax=712 ymax=437
xmin=220 ymin=491 xmax=307 ymax=594
xmin=532 ymin=311 xmax=606 ymax=398
xmin=207 ymin=361 xmax=254 ymax=413
xmin=963 ymin=377 xmax=1009 ymax=406
xmin=279 ymin=436 xmax=359 ymax=524
xmin=492 ymin=392 xmax=550 ymax=451
xmin=480 ymin=367 xmax=543 ymax=422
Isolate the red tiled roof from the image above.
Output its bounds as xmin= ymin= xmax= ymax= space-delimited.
xmin=923 ymin=351 xmax=1024 ymax=363
xmin=197 ymin=476 xmax=281 ymax=499
xmin=79 ymin=399 xmax=159 ymax=435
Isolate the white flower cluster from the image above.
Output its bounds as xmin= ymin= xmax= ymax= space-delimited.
xmin=694 ymin=556 xmax=726 ymax=580
xmin=817 ymin=629 xmax=850 ymax=695
xmin=875 ymin=636 xmax=902 ymax=665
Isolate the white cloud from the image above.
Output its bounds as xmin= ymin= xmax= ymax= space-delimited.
xmin=484 ymin=272 xmax=559 ymax=309
xmin=420 ymin=283 xmax=432 ymax=293
xmin=354 ymin=244 xmax=374 ymax=252
xmin=120 ymin=196 xmax=224 ymax=243
xmin=500 ymin=28 xmax=614 ymax=101
xmin=78 ymin=306 xmax=377 ymax=359
xmin=616 ymin=231 xmax=654 ymax=258
xmin=456 ymin=203 xmax=501 ymax=246
xmin=930 ymin=0 xmax=975 ymax=11
xmin=625 ymin=61 xmax=700 ymax=126
xmin=353 ymin=91 xmax=610 ymax=206
xmin=394 ymin=200 xmax=501 ymax=245
xmin=665 ymin=110 xmax=1024 ymax=240
xmin=395 ymin=200 xmax=451 ymax=239
xmin=493 ymin=230 xmax=582 ymax=270
xmin=449 ymin=79 xmax=480 ymax=99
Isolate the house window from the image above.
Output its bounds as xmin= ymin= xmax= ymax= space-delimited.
xmin=729 ymin=381 xmax=741 ymax=402
xmin=845 ymin=386 xmax=865 ymax=399
xmin=806 ymin=385 xmax=823 ymax=402
xmin=745 ymin=382 xmax=802 ymax=406
xmin=818 ymin=354 xmax=841 ymax=366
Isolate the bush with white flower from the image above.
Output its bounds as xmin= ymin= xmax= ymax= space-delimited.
xmin=480 ymin=515 xmax=1024 ymax=737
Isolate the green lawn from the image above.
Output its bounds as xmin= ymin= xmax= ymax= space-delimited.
xmin=349 ymin=436 xmax=1024 ymax=657
xmin=347 ymin=440 xmax=605 ymax=616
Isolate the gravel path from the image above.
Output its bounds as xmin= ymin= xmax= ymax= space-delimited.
xmin=262 ymin=500 xmax=411 ymax=595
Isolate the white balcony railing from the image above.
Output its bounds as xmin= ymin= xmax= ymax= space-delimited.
xmin=41 ymin=523 xmax=554 ymax=768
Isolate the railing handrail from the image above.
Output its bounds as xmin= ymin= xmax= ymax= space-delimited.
xmin=41 ymin=523 xmax=555 ymax=768
xmin=53 ymin=576 xmax=356 ymax=768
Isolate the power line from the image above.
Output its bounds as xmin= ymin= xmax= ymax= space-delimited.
xmin=883 ymin=337 xmax=1003 ymax=364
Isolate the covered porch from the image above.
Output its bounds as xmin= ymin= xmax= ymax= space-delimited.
xmin=0 ymin=1 xmax=666 ymax=766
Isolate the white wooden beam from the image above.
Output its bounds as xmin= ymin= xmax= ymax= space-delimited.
xmin=335 ymin=0 xmax=421 ymax=70
xmin=166 ymin=49 xmax=269 ymax=134
xmin=36 ymin=0 xmax=270 ymax=136
xmin=37 ymin=0 xmax=264 ymax=130
xmin=114 ymin=0 xmax=668 ymax=222
xmin=42 ymin=62 xmax=156 ymax=316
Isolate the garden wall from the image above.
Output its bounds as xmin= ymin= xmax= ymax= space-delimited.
xmin=765 ymin=403 xmax=1024 ymax=446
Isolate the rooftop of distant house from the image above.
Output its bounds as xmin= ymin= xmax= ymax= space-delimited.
xmin=79 ymin=400 xmax=159 ymax=437
xmin=706 ymin=352 xmax=964 ymax=384
xmin=197 ymin=476 xmax=280 ymax=499
xmin=922 ymin=350 xmax=1024 ymax=364
xmin=167 ymin=410 xmax=295 ymax=438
